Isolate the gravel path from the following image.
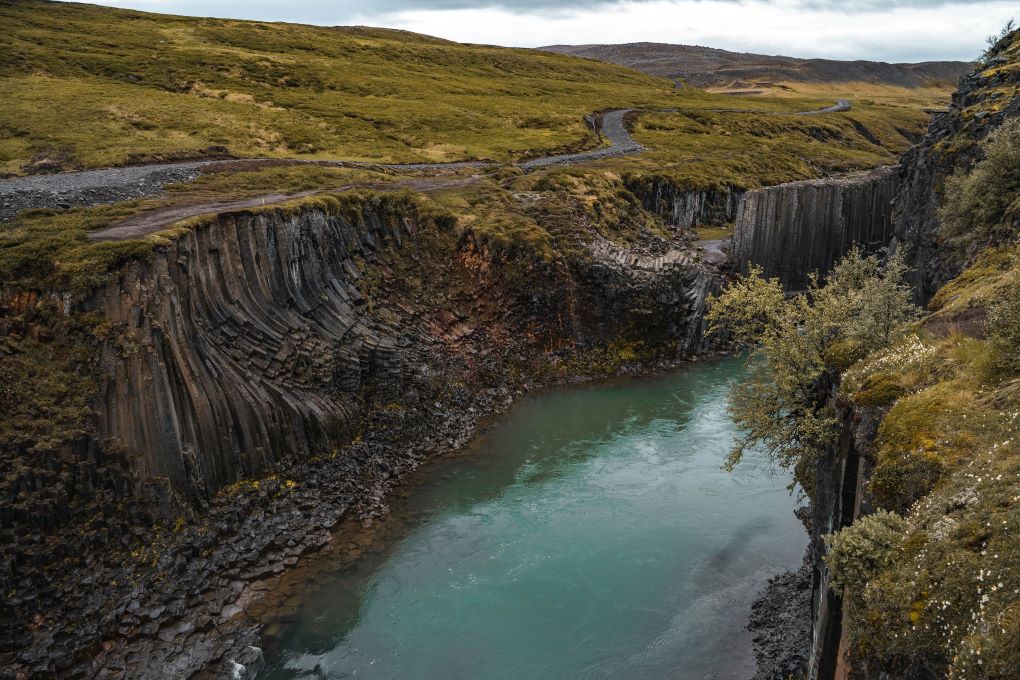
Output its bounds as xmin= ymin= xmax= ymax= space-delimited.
xmin=0 ymin=101 xmax=851 ymax=223
xmin=88 ymin=176 xmax=482 ymax=241
xmin=0 ymin=162 xmax=208 ymax=222
xmin=518 ymin=109 xmax=644 ymax=170
xmin=797 ymin=98 xmax=851 ymax=115
xmin=707 ymin=98 xmax=851 ymax=115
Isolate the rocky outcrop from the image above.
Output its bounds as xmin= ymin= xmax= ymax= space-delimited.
xmin=890 ymin=58 xmax=1020 ymax=303
xmin=631 ymin=168 xmax=901 ymax=292
xmin=93 ymin=198 xmax=425 ymax=505
xmin=732 ymin=167 xmax=899 ymax=290
xmin=90 ymin=198 xmax=721 ymax=507
xmin=629 ymin=178 xmax=743 ymax=230
xmin=801 ymin=38 xmax=1020 ymax=680
xmin=584 ymin=235 xmax=720 ymax=355
xmin=805 ymin=403 xmax=878 ymax=680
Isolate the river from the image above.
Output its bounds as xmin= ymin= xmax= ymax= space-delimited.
xmin=259 ymin=357 xmax=806 ymax=679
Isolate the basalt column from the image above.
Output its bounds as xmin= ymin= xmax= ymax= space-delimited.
xmin=732 ymin=167 xmax=899 ymax=290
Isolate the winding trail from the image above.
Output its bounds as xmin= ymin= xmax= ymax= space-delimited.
xmin=88 ymin=176 xmax=481 ymax=242
xmin=706 ymin=98 xmax=851 ymax=115
xmin=0 ymin=101 xmax=852 ymax=227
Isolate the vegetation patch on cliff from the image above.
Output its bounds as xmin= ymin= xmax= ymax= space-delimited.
xmin=815 ymin=59 xmax=1020 ymax=676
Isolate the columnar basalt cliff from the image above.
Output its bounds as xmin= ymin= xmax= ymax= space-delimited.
xmin=629 ymin=177 xmax=744 ymax=229
xmin=731 ymin=167 xmax=899 ymax=290
xmin=805 ymin=403 xmax=877 ymax=680
xmin=629 ymin=168 xmax=901 ymax=292
xmin=95 ymin=199 xmax=424 ymax=506
xmin=92 ymin=199 xmax=721 ymax=508
xmin=1 ymin=188 xmax=722 ymax=677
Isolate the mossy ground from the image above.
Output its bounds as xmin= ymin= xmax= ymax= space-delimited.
xmin=836 ymin=254 xmax=1020 ymax=676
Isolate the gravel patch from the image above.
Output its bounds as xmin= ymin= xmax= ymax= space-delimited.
xmin=0 ymin=161 xmax=212 ymax=222
xmin=519 ymin=109 xmax=644 ymax=170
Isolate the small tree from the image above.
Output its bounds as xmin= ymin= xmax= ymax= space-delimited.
xmin=707 ymin=249 xmax=920 ymax=478
xmin=979 ymin=18 xmax=1016 ymax=64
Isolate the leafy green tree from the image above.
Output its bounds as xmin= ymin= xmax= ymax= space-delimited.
xmin=707 ymin=248 xmax=920 ymax=480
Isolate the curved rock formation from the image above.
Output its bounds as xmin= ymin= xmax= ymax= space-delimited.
xmin=94 ymin=196 xmax=424 ymax=504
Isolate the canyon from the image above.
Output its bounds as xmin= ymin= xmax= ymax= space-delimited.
xmin=0 ymin=112 xmax=948 ymax=679
xmin=1 ymin=4 xmax=1017 ymax=679
xmin=0 ymin=152 xmax=906 ymax=678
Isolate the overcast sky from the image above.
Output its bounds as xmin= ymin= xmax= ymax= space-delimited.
xmin=70 ymin=0 xmax=1014 ymax=62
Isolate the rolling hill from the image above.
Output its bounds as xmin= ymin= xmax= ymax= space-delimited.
xmin=0 ymin=0 xmax=682 ymax=174
xmin=540 ymin=42 xmax=973 ymax=88
xmin=0 ymin=0 xmax=942 ymax=185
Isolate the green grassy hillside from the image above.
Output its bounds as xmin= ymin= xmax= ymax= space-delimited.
xmin=0 ymin=0 xmax=940 ymax=179
xmin=0 ymin=0 xmax=680 ymax=173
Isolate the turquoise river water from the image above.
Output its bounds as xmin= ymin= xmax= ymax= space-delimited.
xmin=259 ymin=358 xmax=806 ymax=680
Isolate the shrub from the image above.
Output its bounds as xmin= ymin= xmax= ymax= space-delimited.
xmin=853 ymin=372 xmax=907 ymax=407
xmin=824 ymin=510 xmax=908 ymax=593
xmin=987 ymin=270 xmax=1020 ymax=374
xmin=708 ymin=249 xmax=920 ymax=477
xmin=870 ymin=446 xmax=945 ymax=513
xmin=938 ymin=118 xmax=1020 ymax=247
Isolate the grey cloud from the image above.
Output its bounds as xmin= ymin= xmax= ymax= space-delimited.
xmin=95 ymin=0 xmax=1007 ymax=24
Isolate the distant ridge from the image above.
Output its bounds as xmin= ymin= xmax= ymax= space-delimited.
xmin=538 ymin=42 xmax=974 ymax=88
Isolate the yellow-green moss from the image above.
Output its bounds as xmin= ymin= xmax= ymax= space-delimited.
xmin=853 ymin=372 xmax=908 ymax=407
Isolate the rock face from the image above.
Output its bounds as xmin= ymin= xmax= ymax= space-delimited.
xmin=732 ymin=167 xmax=899 ymax=290
xmin=89 ymin=199 xmax=722 ymax=507
xmin=891 ymin=61 xmax=1020 ymax=303
xmin=94 ymin=200 xmax=422 ymax=505
xmin=630 ymin=177 xmax=744 ymax=229
xmin=631 ymin=169 xmax=900 ymax=291
xmin=583 ymin=235 xmax=720 ymax=355
xmin=805 ymin=403 xmax=878 ymax=680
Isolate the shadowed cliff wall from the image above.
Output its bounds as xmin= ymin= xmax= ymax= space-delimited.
xmin=84 ymin=195 xmax=721 ymax=510
xmin=732 ymin=167 xmax=899 ymax=290
xmin=630 ymin=178 xmax=744 ymax=229
xmin=92 ymin=200 xmax=425 ymax=506
xmin=891 ymin=72 xmax=1020 ymax=303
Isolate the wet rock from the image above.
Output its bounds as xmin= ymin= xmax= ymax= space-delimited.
xmin=749 ymin=560 xmax=813 ymax=680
